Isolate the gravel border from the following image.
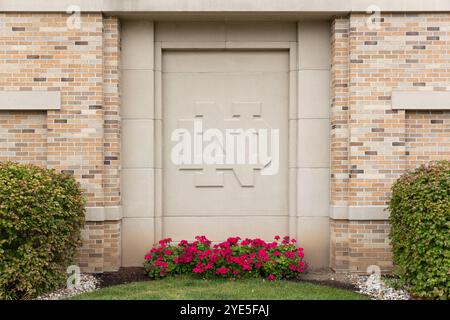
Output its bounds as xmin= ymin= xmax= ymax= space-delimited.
xmin=346 ymin=274 xmax=410 ymax=300
xmin=34 ymin=274 xmax=99 ymax=300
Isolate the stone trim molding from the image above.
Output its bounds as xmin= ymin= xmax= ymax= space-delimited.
xmin=0 ymin=91 xmax=60 ymax=110
xmin=85 ymin=206 xmax=122 ymax=222
xmin=392 ymin=91 xmax=450 ymax=110
xmin=1 ymin=0 xmax=449 ymax=13
xmin=329 ymin=205 xmax=389 ymax=220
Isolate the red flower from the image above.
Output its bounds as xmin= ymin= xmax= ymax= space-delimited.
xmin=179 ymin=240 xmax=188 ymax=247
xmin=232 ymin=269 xmax=239 ymax=275
xmin=284 ymin=251 xmax=295 ymax=259
xmin=274 ymin=235 xmax=280 ymax=240
xmin=159 ymin=237 xmax=172 ymax=246
xmin=273 ymin=251 xmax=281 ymax=257
xmin=195 ymin=235 xmax=211 ymax=245
xmin=268 ymin=274 xmax=276 ymax=281
xmin=258 ymin=248 xmax=267 ymax=258
xmin=205 ymin=262 xmax=214 ymax=270
xmin=227 ymin=236 xmax=241 ymax=245
xmin=144 ymin=253 xmax=151 ymax=260
xmin=193 ymin=267 xmax=204 ymax=273
xmin=216 ymin=266 xmax=230 ymax=275
xmin=164 ymin=250 xmax=173 ymax=255
xmin=242 ymin=264 xmax=252 ymax=271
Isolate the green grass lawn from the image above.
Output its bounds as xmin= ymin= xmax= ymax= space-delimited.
xmin=72 ymin=276 xmax=368 ymax=300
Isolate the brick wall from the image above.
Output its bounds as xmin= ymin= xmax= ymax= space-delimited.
xmin=406 ymin=111 xmax=450 ymax=168
xmin=330 ymin=13 xmax=450 ymax=272
xmin=0 ymin=13 xmax=121 ymax=272
xmin=0 ymin=111 xmax=47 ymax=166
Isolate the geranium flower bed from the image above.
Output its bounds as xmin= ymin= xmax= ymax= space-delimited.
xmin=144 ymin=236 xmax=306 ymax=281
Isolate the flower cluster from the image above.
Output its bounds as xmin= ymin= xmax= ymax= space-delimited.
xmin=144 ymin=235 xmax=306 ymax=281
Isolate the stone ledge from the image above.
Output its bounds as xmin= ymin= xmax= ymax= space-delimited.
xmin=85 ymin=206 xmax=123 ymax=221
xmin=392 ymin=91 xmax=450 ymax=110
xmin=1 ymin=0 xmax=449 ymax=13
xmin=0 ymin=91 xmax=60 ymax=110
xmin=330 ymin=205 xmax=389 ymax=220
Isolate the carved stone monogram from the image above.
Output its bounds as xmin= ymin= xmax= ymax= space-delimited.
xmin=170 ymin=101 xmax=279 ymax=187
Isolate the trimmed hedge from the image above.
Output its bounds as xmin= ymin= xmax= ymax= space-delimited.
xmin=388 ymin=160 xmax=450 ymax=299
xmin=0 ymin=162 xmax=85 ymax=300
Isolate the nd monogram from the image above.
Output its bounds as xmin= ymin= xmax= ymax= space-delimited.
xmin=170 ymin=101 xmax=280 ymax=187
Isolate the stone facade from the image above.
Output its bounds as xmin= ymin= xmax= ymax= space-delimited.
xmin=0 ymin=9 xmax=449 ymax=273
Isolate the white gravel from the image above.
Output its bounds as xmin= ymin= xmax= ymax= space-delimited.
xmin=34 ymin=274 xmax=99 ymax=300
xmin=347 ymin=274 xmax=410 ymax=300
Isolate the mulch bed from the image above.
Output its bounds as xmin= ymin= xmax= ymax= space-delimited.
xmin=94 ymin=267 xmax=150 ymax=289
xmin=298 ymin=279 xmax=359 ymax=291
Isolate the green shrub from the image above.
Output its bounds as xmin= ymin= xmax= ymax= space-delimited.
xmin=0 ymin=162 xmax=85 ymax=300
xmin=388 ymin=160 xmax=450 ymax=299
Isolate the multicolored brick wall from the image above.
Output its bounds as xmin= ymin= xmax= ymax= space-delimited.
xmin=330 ymin=13 xmax=450 ymax=272
xmin=0 ymin=13 xmax=121 ymax=272
xmin=406 ymin=111 xmax=450 ymax=169
xmin=330 ymin=219 xmax=392 ymax=272
xmin=0 ymin=111 xmax=47 ymax=166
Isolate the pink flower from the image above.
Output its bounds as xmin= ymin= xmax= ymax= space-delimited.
xmin=273 ymin=251 xmax=281 ymax=257
xmin=205 ymin=262 xmax=214 ymax=270
xmin=227 ymin=236 xmax=241 ymax=245
xmin=159 ymin=237 xmax=172 ymax=246
xmin=164 ymin=250 xmax=173 ymax=255
xmin=258 ymin=248 xmax=267 ymax=258
xmin=179 ymin=240 xmax=188 ymax=247
xmin=216 ymin=266 xmax=230 ymax=275
xmin=193 ymin=267 xmax=204 ymax=273
xmin=195 ymin=235 xmax=211 ymax=245
xmin=274 ymin=235 xmax=280 ymax=240
xmin=242 ymin=264 xmax=251 ymax=271
xmin=232 ymin=269 xmax=239 ymax=275
xmin=267 ymin=242 xmax=277 ymax=249
xmin=268 ymin=274 xmax=276 ymax=281
xmin=284 ymin=251 xmax=295 ymax=259
xmin=144 ymin=253 xmax=151 ymax=260
xmin=193 ymin=262 xmax=205 ymax=273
